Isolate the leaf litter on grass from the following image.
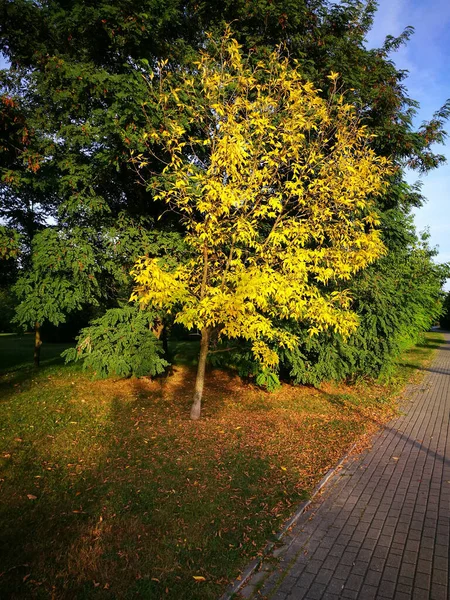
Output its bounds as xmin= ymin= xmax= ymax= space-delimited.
xmin=0 ymin=333 xmax=441 ymax=599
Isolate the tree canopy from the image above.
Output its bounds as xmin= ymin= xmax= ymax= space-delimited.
xmin=130 ymin=33 xmax=392 ymax=418
xmin=0 ymin=1 xmax=448 ymax=411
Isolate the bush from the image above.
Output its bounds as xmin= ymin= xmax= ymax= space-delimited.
xmin=63 ymin=306 xmax=168 ymax=378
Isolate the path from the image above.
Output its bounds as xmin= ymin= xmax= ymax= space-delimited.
xmin=238 ymin=334 xmax=450 ymax=600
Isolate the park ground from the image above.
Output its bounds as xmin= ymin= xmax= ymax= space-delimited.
xmin=0 ymin=332 xmax=444 ymax=599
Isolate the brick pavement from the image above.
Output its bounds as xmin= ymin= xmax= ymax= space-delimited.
xmin=239 ymin=333 xmax=450 ymax=600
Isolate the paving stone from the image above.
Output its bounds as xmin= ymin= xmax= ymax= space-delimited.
xmin=398 ymin=575 xmax=414 ymax=588
xmin=385 ymin=553 xmax=402 ymax=568
xmin=373 ymin=545 xmax=390 ymax=559
xmin=357 ymin=584 xmax=377 ymax=599
xmin=430 ymin=583 xmax=448 ymax=600
xmin=369 ymin=556 xmax=386 ymax=572
xmin=415 ymin=571 xmax=432 ymax=590
xmin=378 ymin=578 xmax=397 ymax=598
xmin=433 ymin=555 xmax=448 ymax=571
xmin=394 ymin=593 xmax=412 ymax=600
xmin=416 ymin=558 xmax=433 ymax=575
xmin=314 ymin=568 xmax=333 ymax=586
xmin=431 ymin=569 xmax=447 ymax=586
xmin=396 ymin=582 xmax=413 ymax=595
xmin=381 ymin=565 xmax=398 ymax=583
xmin=303 ymin=582 xmax=326 ymax=599
xmin=339 ymin=589 xmax=360 ymax=600
xmin=412 ymin=589 xmax=429 ymax=600
xmin=325 ymin=578 xmax=345 ymax=595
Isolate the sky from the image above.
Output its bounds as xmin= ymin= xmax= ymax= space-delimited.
xmin=365 ymin=0 xmax=450 ymax=289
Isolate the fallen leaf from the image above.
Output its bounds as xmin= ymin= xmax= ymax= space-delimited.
xmin=193 ymin=576 xmax=206 ymax=581
xmin=27 ymin=494 xmax=37 ymax=500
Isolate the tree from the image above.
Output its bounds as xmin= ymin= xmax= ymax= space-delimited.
xmin=280 ymin=213 xmax=450 ymax=385
xmin=130 ymin=33 xmax=392 ymax=419
xmin=62 ymin=305 xmax=169 ymax=378
xmin=0 ymin=225 xmax=20 ymax=332
xmin=1 ymin=1 xmax=448 ymax=380
xmin=440 ymin=292 xmax=450 ymax=330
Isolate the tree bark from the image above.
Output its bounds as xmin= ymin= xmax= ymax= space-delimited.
xmin=34 ymin=322 xmax=42 ymax=367
xmin=190 ymin=243 xmax=209 ymax=420
xmin=190 ymin=327 xmax=210 ymax=420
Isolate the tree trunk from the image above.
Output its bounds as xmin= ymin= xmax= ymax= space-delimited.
xmin=190 ymin=327 xmax=210 ymax=420
xmin=161 ymin=322 xmax=174 ymax=376
xmin=161 ymin=322 xmax=170 ymax=358
xmin=34 ymin=322 xmax=42 ymax=367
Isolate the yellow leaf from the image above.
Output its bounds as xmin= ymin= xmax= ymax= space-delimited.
xmin=193 ymin=576 xmax=206 ymax=582
xmin=130 ymin=32 xmax=391 ymax=380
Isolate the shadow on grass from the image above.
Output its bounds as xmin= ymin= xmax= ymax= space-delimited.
xmin=0 ymin=335 xmax=72 ymax=376
xmin=0 ymin=364 xmax=304 ymax=600
xmin=397 ymin=363 xmax=450 ymax=376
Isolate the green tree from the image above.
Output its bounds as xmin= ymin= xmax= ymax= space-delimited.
xmin=440 ymin=292 xmax=450 ymax=330
xmin=1 ymin=0 xmax=449 ymax=380
xmin=281 ymin=213 xmax=449 ymax=385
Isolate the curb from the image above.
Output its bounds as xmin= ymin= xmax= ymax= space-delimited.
xmin=218 ymin=441 xmax=358 ymax=600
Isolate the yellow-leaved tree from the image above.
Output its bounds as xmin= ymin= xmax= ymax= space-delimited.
xmin=130 ymin=32 xmax=392 ymax=420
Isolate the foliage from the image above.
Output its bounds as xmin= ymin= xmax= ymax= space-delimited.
xmin=207 ymin=341 xmax=281 ymax=390
xmin=439 ymin=292 xmax=450 ymax=330
xmin=2 ymin=0 xmax=447 ymax=226
xmin=281 ymin=214 xmax=450 ymax=384
xmin=0 ymin=288 xmax=16 ymax=332
xmin=0 ymin=227 xmax=19 ymax=332
xmin=0 ymin=225 xmax=20 ymax=259
xmin=13 ymin=227 xmax=105 ymax=330
xmin=12 ymin=215 xmax=186 ymax=330
xmin=63 ymin=306 xmax=168 ymax=378
xmin=131 ymin=33 xmax=391 ymax=374
xmin=1 ymin=0 xmax=449 ymax=382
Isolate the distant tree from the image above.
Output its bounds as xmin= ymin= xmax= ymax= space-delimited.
xmin=0 ymin=225 xmax=19 ymax=332
xmin=440 ymin=292 xmax=450 ymax=330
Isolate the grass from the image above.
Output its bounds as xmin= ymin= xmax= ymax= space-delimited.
xmin=0 ymin=334 xmax=72 ymax=375
xmin=0 ymin=332 xmax=444 ymax=599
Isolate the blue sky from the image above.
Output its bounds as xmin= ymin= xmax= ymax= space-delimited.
xmin=366 ymin=0 xmax=450 ymax=289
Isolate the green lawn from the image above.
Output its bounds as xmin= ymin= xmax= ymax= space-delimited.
xmin=0 ymin=334 xmax=72 ymax=375
xmin=0 ymin=332 xmax=444 ymax=599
